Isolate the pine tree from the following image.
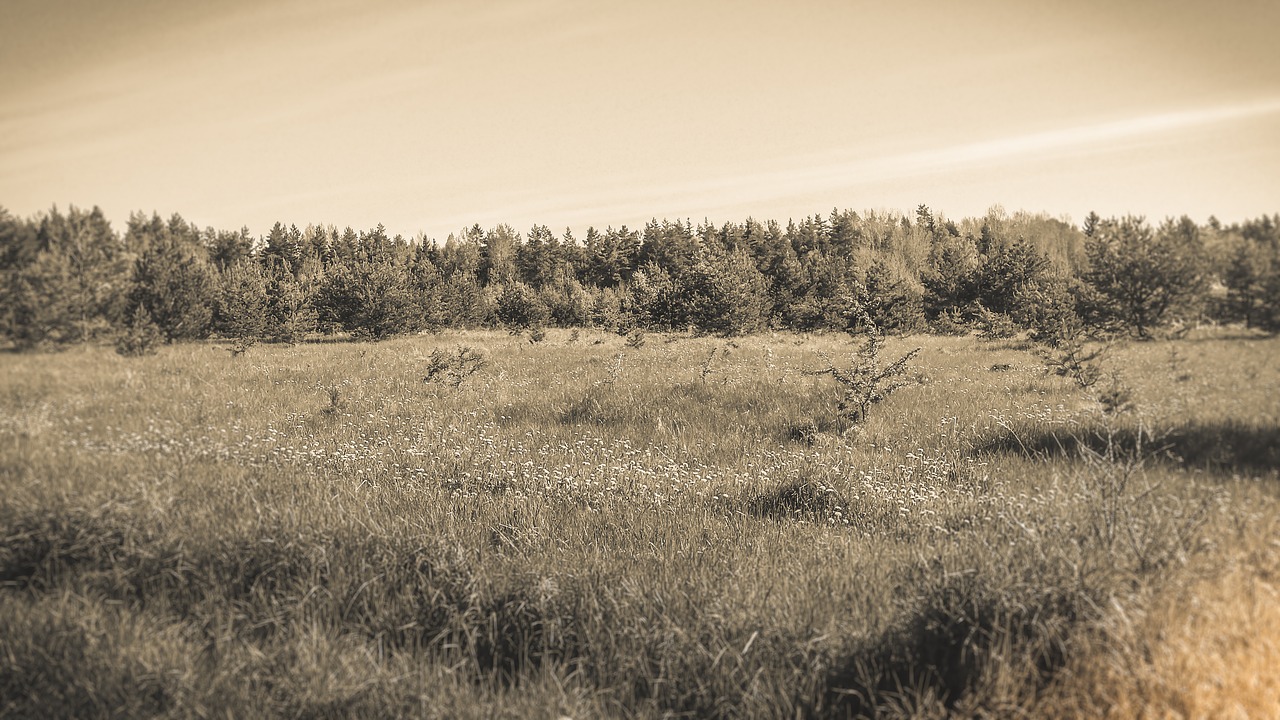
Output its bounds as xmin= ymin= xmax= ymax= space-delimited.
xmin=684 ymin=248 xmax=771 ymax=335
xmin=315 ymin=260 xmax=419 ymax=340
xmin=1082 ymin=216 xmax=1207 ymax=337
xmin=265 ymin=266 xmax=318 ymax=342
xmin=496 ymin=282 xmax=552 ymax=331
xmin=214 ymin=260 xmax=270 ymax=345
xmin=126 ymin=234 xmax=217 ymax=342
xmin=6 ymin=250 xmax=80 ymax=349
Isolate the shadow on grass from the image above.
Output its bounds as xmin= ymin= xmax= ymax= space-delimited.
xmin=748 ymin=480 xmax=843 ymax=522
xmin=979 ymin=420 xmax=1280 ymax=474
xmin=819 ymin=576 xmax=1081 ymax=717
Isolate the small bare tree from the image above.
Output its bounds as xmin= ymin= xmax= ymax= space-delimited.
xmin=815 ymin=310 xmax=920 ymax=426
xmin=1038 ymin=315 xmax=1108 ymax=388
xmin=423 ymin=346 xmax=487 ymax=389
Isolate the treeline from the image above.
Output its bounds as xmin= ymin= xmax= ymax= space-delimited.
xmin=1 ymin=203 xmax=1278 ymax=352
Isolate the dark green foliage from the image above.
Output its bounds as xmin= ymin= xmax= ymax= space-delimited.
xmin=408 ymin=248 xmax=449 ymax=331
xmin=440 ymin=271 xmax=489 ymax=328
xmin=114 ymin=306 xmax=163 ymax=356
xmin=975 ymin=303 xmax=1018 ymax=340
xmin=590 ymin=286 xmax=630 ymax=332
xmin=1 ymin=206 xmax=128 ymax=350
xmin=786 ymin=262 xmax=860 ymax=331
xmin=541 ymin=277 xmax=593 ymax=327
xmin=588 ymin=224 xmax=643 ymax=288
xmin=315 ymin=260 xmax=419 ymax=340
xmin=203 ymin=226 xmax=255 ymax=271
xmin=3 ymin=204 xmax=1277 ymax=346
xmin=923 ymin=233 xmax=1071 ymax=336
xmin=922 ymin=234 xmax=984 ymax=320
xmin=214 ymin=261 xmax=270 ymax=345
xmin=516 ymin=223 xmax=567 ymax=288
xmin=1014 ymin=273 xmax=1080 ymax=340
xmin=862 ymin=259 xmax=925 ymax=332
xmin=261 ymin=222 xmax=306 ymax=277
xmin=1081 ymin=216 xmax=1207 ymax=338
xmin=1221 ymin=223 xmax=1280 ymax=330
xmin=977 ymin=239 xmax=1052 ymax=316
xmin=4 ymin=250 xmax=80 ymax=350
xmin=931 ymin=307 xmax=971 ymax=336
xmin=126 ymin=234 xmax=217 ymax=342
xmin=682 ymin=249 xmax=771 ymax=336
xmin=495 ymin=282 xmax=552 ymax=331
xmin=423 ymin=346 xmax=487 ymax=388
xmin=479 ymin=224 xmax=520 ymax=286
xmin=263 ymin=266 xmax=317 ymax=343
xmin=626 ymin=262 xmax=679 ymax=329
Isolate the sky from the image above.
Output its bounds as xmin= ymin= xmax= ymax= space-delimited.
xmin=2 ymin=0 xmax=1278 ymax=240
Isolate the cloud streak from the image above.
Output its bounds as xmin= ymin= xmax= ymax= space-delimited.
xmin=523 ymin=98 xmax=1280 ymax=227
xmin=870 ymin=98 xmax=1280 ymax=176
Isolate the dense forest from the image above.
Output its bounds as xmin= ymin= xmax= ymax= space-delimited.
xmin=2 ymin=203 xmax=1278 ymax=353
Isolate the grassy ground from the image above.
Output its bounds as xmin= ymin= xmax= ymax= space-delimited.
xmin=1 ymin=328 xmax=1277 ymax=718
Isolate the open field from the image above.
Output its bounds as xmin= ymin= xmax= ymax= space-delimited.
xmin=2 ymin=329 xmax=1278 ymax=718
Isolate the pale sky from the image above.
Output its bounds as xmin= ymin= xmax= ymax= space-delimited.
xmin=2 ymin=0 xmax=1278 ymax=239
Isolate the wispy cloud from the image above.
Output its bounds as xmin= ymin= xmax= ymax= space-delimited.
xmin=520 ymin=98 xmax=1280 ymax=226
xmin=868 ymin=98 xmax=1280 ymax=175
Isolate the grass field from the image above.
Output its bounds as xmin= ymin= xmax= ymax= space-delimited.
xmin=2 ymin=329 xmax=1277 ymax=718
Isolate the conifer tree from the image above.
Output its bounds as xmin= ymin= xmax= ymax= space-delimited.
xmin=1082 ymin=216 xmax=1207 ymax=337
xmin=125 ymin=233 xmax=217 ymax=342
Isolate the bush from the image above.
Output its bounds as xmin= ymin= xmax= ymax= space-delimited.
xmin=1036 ymin=316 xmax=1107 ymax=389
xmin=682 ymin=249 xmax=770 ymax=336
xmin=624 ymin=329 xmax=647 ymax=349
xmin=315 ymin=261 xmax=419 ymax=340
xmin=863 ymin=260 xmax=926 ymax=332
xmin=1081 ymin=216 xmax=1207 ymax=338
xmin=125 ymin=236 xmax=217 ymax=342
xmin=423 ymin=346 xmax=487 ymax=389
xmin=213 ymin=261 xmax=270 ymax=346
xmin=975 ymin=303 xmax=1017 ymax=340
xmin=3 ymin=252 xmax=80 ymax=350
xmin=495 ymin=282 xmax=551 ymax=331
xmin=114 ymin=306 xmax=163 ymax=357
xmin=815 ymin=313 xmax=920 ymax=427
xmin=264 ymin=267 xmax=317 ymax=343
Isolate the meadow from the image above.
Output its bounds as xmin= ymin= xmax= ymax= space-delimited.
xmin=1 ymin=329 xmax=1277 ymax=718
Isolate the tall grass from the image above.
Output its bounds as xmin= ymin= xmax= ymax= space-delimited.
xmin=1 ymin=329 xmax=1276 ymax=718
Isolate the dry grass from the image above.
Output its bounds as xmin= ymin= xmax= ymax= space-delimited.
xmin=0 ymin=328 xmax=1276 ymax=718
xmin=1037 ymin=513 xmax=1280 ymax=719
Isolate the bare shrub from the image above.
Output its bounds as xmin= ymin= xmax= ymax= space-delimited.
xmin=1038 ymin=316 xmax=1107 ymax=388
xmin=814 ymin=314 xmax=920 ymax=427
xmin=699 ymin=347 xmax=719 ymax=383
xmin=600 ymin=350 xmax=625 ymax=385
xmin=1074 ymin=422 xmax=1217 ymax=578
xmin=321 ymin=386 xmax=347 ymax=415
xmin=423 ymin=346 xmax=487 ymax=389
